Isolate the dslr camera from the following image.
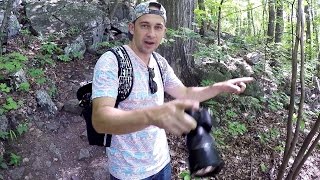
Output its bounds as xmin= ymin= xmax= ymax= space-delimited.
xmin=186 ymin=108 xmax=224 ymax=177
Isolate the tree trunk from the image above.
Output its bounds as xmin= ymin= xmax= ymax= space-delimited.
xmin=157 ymin=0 xmax=198 ymax=86
xmin=317 ymin=52 xmax=320 ymax=77
xmin=311 ymin=1 xmax=319 ymax=54
xmin=250 ymin=7 xmax=256 ymax=36
xmin=267 ymin=0 xmax=275 ymax=43
xmin=275 ymin=0 xmax=284 ymax=43
xmin=0 ymin=0 xmax=14 ymax=54
xmin=217 ymin=0 xmax=224 ymax=46
xmin=305 ymin=4 xmax=312 ymax=61
xmin=198 ymin=0 xmax=206 ymax=36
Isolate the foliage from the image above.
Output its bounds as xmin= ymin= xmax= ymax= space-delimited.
xmin=0 ymin=156 xmax=7 ymax=169
xmin=47 ymin=83 xmax=57 ymax=98
xmin=96 ymin=40 xmax=124 ymax=49
xmin=2 ymin=97 xmax=19 ymax=111
xmin=9 ymin=153 xmax=21 ymax=166
xmin=71 ymin=51 xmax=84 ymax=60
xmin=0 ymin=52 xmax=28 ymax=74
xmin=260 ymin=162 xmax=268 ymax=173
xmin=28 ymin=68 xmax=46 ymax=85
xmin=258 ymin=128 xmax=280 ymax=144
xmin=0 ymin=122 xmax=28 ymax=140
xmin=18 ymin=82 xmax=30 ymax=92
xmin=34 ymin=54 xmax=56 ymax=67
xmin=65 ymin=26 xmax=81 ymax=37
xmin=57 ymin=54 xmax=71 ymax=62
xmin=227 ymin=121 xmax=247 ymax=136
xmin=16 ymin=122 xmax=28 ymax=136
xmin=267 ymin=91 xmax=288 ymax=111
xmin=179 ymin=170 xmax=192 ymax=180
xmin=179 ymin=170 xmax=200 ymax=180
xmin=0 ymin=83 xmax=11 ymax=93
xmin=0 ymin=131 xmax=9 ymax=140
xmin=225 ymin=109 xmax=238 ymax=120
xmin=20 ymin=29 xmax=32 ymax=47
xmin=40 ymin=42 xmax=61 ymax=55
xmin=194 ymin=43 xmax=230 ymax=61
xmin=163 ymin=27 xmax=201 ymax=45
xmin=212 ymin=128 xmax=226 ymax=147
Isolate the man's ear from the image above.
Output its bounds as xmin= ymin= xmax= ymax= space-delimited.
xmin=128 ymin=22 xmax=134 ymax=35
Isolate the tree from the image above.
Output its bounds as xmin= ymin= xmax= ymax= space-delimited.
xmin=267 ymin=0 xmax=275 ymax=43
xmin=157 ymin=0 xmax=198 ymax=86
xmin=305 ymin=3 xmax=312 ymax=61
xmin=217 ymin=0 xmax=224 ymax=45
xmin=198 ymin=0 xmax=206 ymax=36
xmin=0 ymin=0 xmax=14 ymax=54
xmin=276 ymin=0 xmax=309 ymax=179
xmin=275 ymin=0 xmax=284 ymax=43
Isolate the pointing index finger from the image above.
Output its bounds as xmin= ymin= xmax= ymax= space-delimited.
xmin=229 ymin=77 xmax=254 ymax=84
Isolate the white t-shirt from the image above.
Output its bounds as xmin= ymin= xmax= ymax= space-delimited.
xmin=92 ymin=45 xmax=183 ymax=179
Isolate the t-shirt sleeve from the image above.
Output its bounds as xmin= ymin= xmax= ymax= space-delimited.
xmin=92 ymin=51 xmax=119 ymax=100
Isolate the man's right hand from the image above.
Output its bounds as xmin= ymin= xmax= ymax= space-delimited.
xmin=147 ymin=99 xmax=199 ymax=136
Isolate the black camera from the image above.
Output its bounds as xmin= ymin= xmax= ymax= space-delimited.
xmin=186 ymin=108 xmax=224 ymax=177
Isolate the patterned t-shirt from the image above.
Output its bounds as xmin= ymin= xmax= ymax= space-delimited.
xmin=92 ymin=45 xmax=183 ymax=179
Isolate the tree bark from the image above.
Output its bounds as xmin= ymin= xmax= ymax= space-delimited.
xmin=0 ymin=0 xmax=14 ymax=55
xmin=198 ymin=0 xmax=206 ymax=36
xmin=217 ymin=0 xmax=224 ymax=46
xmin=275 ymin=0 xmax=284 ymax=43
xmin=267 ymin=0 xmax=275 ymax=43
xmin=305 ymin=4 xmax=312 ymax=61
xmin=157 ymin=0 xmax=198 ymax=86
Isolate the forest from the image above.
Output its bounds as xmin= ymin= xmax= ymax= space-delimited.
xmin=0 ymin=0 xmax=319 ymax=179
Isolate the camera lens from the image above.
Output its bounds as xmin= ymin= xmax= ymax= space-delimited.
xmin=194 ymin=166 xmax=216 ymax=177
xmin=186 ymin=108 xmax=224 ymax=177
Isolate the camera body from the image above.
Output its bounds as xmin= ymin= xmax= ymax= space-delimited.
xmin=186 ymin=108 xmax=224 ymax=177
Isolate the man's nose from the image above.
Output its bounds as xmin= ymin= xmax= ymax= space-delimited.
xmin=146 ymin=28 xmax=156 ymax=37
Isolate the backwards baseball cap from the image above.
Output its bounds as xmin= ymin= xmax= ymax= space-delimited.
xmin=132 ymin=1 xmax=167 ymax=23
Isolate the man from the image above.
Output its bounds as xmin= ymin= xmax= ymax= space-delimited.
xmin=92 ymin=1 xmax=253 ymax=179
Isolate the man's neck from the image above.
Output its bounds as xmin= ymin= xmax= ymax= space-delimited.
xmin=128 ymin=42 xmax=151 ymax=65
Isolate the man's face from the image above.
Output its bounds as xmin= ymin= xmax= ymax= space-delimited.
xmin=129 ymin=13 xmax=166 ymax=55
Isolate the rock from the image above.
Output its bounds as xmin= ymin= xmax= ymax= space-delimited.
xmin=93 ymin=168 xmax=109 ymax=180
xmin=35 ymin=90 xmax=58 ymax=115
xmin=9 ymin=167 xmax=25 ymax=180
xmin=31 ymin=157 xmax=42 ymax=170
xmin=0 ymin=12 xmax=21 ymax=39
xmin=62 ymin=99 xmax=83 ymax=115
xmin=49 ymin=143 xmax=62 ymax=161
xmin=64 ymin=35 xmax=86 ymax=59
xmin=0 ymin=115 xmax=8 ymax=133
xmin=0 ymin=141 xmax=5 ymax=157
xmin=79 ymin=148 xmax=90 ymax=160
xmin=243 ymin=52 xmax=263 ymax=65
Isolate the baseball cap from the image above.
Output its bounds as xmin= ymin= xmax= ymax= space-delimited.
xmin=132 ymin=1 xmax=167 ymax=23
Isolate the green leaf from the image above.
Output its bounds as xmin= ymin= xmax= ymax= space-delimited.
xmin=260 ymin=163 xmax=268 ymax=172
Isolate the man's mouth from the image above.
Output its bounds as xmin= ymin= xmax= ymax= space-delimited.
xmin=144 ymin=41 xmax=155 ymax=45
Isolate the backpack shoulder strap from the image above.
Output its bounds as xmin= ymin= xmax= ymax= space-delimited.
xmin=102 ymin=46 xmax=133 ymax=147
xmin=109 ymin=46 xmax=133 ymax=107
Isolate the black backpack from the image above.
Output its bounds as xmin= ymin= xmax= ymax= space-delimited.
xmin=77 ymin=46 xmax=163 ymax=147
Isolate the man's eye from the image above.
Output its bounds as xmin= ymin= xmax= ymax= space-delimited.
xmin=155 ymin=26 xmax=163 ymax=30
